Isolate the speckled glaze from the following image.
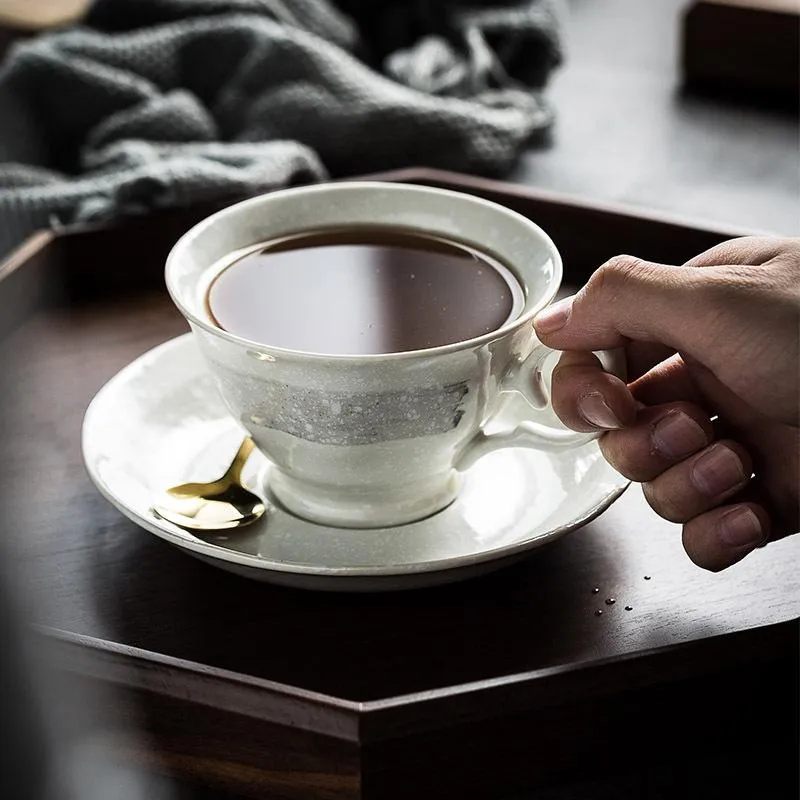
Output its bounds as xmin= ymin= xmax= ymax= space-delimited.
xmin=165 ymin=182 xmax=619 ymax=528
xmin=81 ymin=335 xmax=630 ymax=591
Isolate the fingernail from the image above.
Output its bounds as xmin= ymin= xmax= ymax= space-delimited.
xmin=718 ymin=507 xmax=764 ymax=548
xmin=534 ymin=297 xmax=573 ymax=334
xmin=652 ymin=411 xmax=707 ymax=459
xmin=578 ymin=392 xmax=623 ymax=430
xmin=691 ymin=445 xmax=746 ymax=496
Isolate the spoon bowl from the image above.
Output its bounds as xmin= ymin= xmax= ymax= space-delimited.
xmin=152 ymin=437 xmax=266 ymax=530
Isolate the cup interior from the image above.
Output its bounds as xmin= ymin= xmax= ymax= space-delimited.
xmin=165 ymin=182 xmax=562 ymax=356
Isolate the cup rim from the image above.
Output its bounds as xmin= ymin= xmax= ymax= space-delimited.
xmin=165 ymin=181 xmax=563 ymax=362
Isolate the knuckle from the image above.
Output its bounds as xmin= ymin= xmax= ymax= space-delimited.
xmin=600 ymin=434 xmax=656 ymax=482
xmin=599 ymin=437 xmax=633 ymax=479
xmin=590 ymin=255 xmax=650 ymax=294
xmin=783 ymin=237 xmax=800 ymax=258
xmin=642 ymin=480 xmax=689 ymax=523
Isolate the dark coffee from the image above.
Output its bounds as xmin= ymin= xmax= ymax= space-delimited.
xmin=207 ymin=228 xmax=524 ymax=355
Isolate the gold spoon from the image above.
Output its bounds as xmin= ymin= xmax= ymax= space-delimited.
xmin=151 ymin=437 xmax=266 ymax=530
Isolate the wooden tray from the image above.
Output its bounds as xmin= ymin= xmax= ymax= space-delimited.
xmin=1 ymin=169 xmax=797 ymax=800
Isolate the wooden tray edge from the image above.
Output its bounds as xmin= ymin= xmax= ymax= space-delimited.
xmin=35 ymin=625 xmax=362 ymax=741
xmin=355 ymin=169 xmax=769 ymax=239
xmin=0 ymin=168 xmax=767 ymax=275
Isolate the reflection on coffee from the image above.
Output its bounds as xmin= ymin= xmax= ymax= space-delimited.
xmin=206 ymin=228 xmax=525 ymax=355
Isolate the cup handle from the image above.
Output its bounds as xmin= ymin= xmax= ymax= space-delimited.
xmin=454 ymin=339 xmax=626 ymax=471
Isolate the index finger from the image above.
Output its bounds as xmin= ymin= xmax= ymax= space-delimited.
xmin=683 ymin=236 xmax=795 ymax=268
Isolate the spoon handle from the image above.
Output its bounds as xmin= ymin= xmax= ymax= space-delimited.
xmin=225 ymin=436 xmax=256 ymax=483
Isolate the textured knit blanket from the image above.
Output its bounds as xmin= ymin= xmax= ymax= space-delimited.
xmin=0 ymin=0 xmax=563 ymax=257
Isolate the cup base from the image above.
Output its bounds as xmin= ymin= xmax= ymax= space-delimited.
xmin=266 ymin=468 xmax=462 ymax=529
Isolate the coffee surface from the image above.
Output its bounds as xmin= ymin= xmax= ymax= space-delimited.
xmin=207 ymin=228 xmax=523 ymax=355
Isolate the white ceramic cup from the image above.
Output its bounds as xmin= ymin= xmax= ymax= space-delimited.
xmin=166 ymin=182 xmax=621 ymax=528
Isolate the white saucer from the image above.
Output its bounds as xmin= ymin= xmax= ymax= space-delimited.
xmin=82 ymin=334 xmax=629 ymax=592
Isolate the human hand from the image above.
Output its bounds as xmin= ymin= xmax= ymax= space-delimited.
xmin=534 ymin=237 xmax=800 ymax=571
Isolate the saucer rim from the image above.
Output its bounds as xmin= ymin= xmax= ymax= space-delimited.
xmin=82 ymin=334 xmax=630 ymax=579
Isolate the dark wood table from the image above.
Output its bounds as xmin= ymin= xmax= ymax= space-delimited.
xmin=0 ymin=168 xmax=798 ymax=800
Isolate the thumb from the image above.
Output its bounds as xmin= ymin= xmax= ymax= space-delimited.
xmin=534 ymin=255 xmax=708 ymax=352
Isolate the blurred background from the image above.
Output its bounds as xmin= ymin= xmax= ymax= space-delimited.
xmin=0 ymin=1 xmax=797 ymax=799
xmin=0 ymin=0 xmax=797 ymax=261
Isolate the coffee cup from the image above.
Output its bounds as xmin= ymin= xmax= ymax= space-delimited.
xmin=165 ymin=182 xmax=622 ymax=528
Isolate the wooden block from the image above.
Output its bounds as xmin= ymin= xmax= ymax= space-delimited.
xmin=702 ymin=0 xmax=798 ymax=11
xmin=682 ymin=0 xmax=800 ymax=107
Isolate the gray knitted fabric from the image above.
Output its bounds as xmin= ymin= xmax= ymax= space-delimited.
xmin=0 ymin=0 xmax=563 ymax=257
